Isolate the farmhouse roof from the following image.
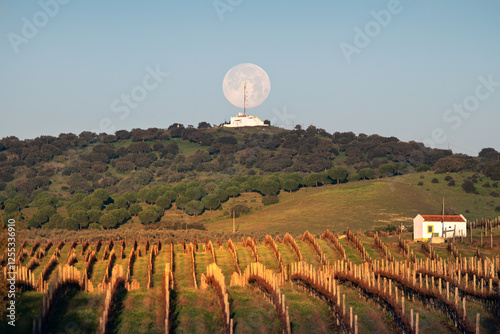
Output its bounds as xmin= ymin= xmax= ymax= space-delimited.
xmin=420 ymin=215 xmax=466 ymax=222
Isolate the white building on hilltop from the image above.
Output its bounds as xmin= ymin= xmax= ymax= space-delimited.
xmin=413 ymin=214 xmax=467 ymax=241
xmin=223 ymin=112 xmax=268 ymax=128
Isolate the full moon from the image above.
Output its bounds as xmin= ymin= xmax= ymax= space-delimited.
xmin=222 ymin=63 xmax=271 ymax=109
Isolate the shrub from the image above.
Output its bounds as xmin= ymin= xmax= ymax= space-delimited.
xmin=431 ymin=178 xmax=439 ymax=183
xmin=262 ymin=195 xmax=280 ymax=205
xmin=444 ymin=175 xmax=453 ymax=181
xmin=495 ymin=206 xmax=500 ymax=212
xmin=461 ymin=180 xmax=478 ymax=194
xmin=416 ymin=164 xmax=430 ymax=172
xmin=490 ymin=191 xmax=499 ymax=197
xmin=447 ymin=180 xmax=455 ymax=186
xmin=89 ymin=223 xmax=103 ymax=230
xmin=482 ymin=182 xmax=491 ymax=188
xmin=348 ymin=173 xmax=360 ymax=182
xmin=492 ymin=182 xmax=499 ymax=188
xmin=417 ymin=181 xmax=424 ymax=186
xmin=185 ymin=200 xmax=205 ymax=216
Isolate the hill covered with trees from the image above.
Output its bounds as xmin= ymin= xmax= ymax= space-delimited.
xmin=0 ymin=123 xmax=499 ymax=231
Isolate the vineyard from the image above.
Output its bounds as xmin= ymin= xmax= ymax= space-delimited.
xmin=2 ymin=221 xmax=500 ymax=334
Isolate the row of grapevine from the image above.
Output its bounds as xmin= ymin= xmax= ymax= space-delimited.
xmin=264 ymin=234 xmax=285 ymax=275
xmin=227 ymin=238 xmax=241 ymax=275
xmin=201 ymin=263 xmax=233 ymax=334
xmin=321 ymin=229 xmax=347 ymax=260
xmin=164 ymin=263 xmax=174 ymax=334
xmin=283 ymin=233 xmax=303 ymax=261
xmin=33 ymin=265 xmax=84 ymax=334
xmin=300 ymin=230 xmax=328 ymax=265
xmin=290 ymin=261 xmax=351 ymax=333
xmin=346 ymin=227 xmax=371 ymax=263
xmin=373 ymin=234 xmax=395 ymax=262
xmin=243 ymin=237 xmax=260 ymax=263
xmin=398 ymin=236 xmax=416 ymax=262
xmin=187 ymin=242 xmax=198 ymax=288
xmin=98 ymin=265 xmax=125 ymax=334
xmin=230 ymin=262 xmax=291 ymax=334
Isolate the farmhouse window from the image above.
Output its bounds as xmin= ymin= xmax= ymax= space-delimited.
xmin=427 ymin=225 xmax=433 ymax=234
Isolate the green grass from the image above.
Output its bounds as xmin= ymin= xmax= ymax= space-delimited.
xmin=214 ymin=246 xmax=237 ymax=285
xmin=205 ymin=173 xmax=500 ymax=236
xmin=112 ymin=289 xmax=163 ymax=334
xmin=400 ymin=172 xmax=500 ymax=221
xmin=45 ymin=290 xmax=102 ymax=334
xmin=229 ymin=286 xmax=282 ymax=333
xmin=206 ymin=179 xmax=438 ymax=235
xmin=339 ymin=238 xmax=364 ymax=265
xmin=255 ymin=244 xmax=281 ymax=272
xmin=0 ymin=292 xmax=44 ymax=334
xmin=173 ymin=287 xmax=225 ymax=333
xmin=282 ymin=285 xmax=335 ymax=334
xmin=169 ymin=138 xmax=206 ymax=156
xmin=152 ymin=243 xmax=172 ymax=288
xmin=235 ymin=246 xmax=255 ymax=273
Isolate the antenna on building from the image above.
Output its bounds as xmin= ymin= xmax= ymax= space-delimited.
xmin=243 ymin=82 xmax=247 ymax=116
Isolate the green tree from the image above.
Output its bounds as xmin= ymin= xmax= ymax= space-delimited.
xmin=100 ymin=213 xmax=119 ymax=229
xmin=113 ymin=196 xmax=129 ymax=209
xmin=163 ymin=190 xmax=177 ymax=203
xmin=358 ymin=168 xmax=376 ymax=180
xmin=282 ymin=179 xmax=299 ymax=194
xmin=176 ymin=195 xmax=190 ymax=211
xmin=378 ymin=164 xmax=395 ymax=177
xmin=93 ymin=188 xmax=111 ymax=202
xmin=327 ymin=167 xmax=348 ymax=184
xmin=62 ymin=217 xmax=79 ymax=231
xmin=110 ymin=208 xmax=130 ymax=224
xmin=129 ymin=203 xmax=143 ymax=216
xmin=260 ymin=179 xmax=280 ymax=196
xmin=89 ymin=197 xmax=104 ymax=210
xmin=202 ymin=194 xmax=220 ymax=212
xmin=122 ymin=191 xmax=138 ymax=204
xmin=185 ymin=187 xmax=204 ymax=201
xmin=31 ymin=206 xmax=56 ymax=227
xmin=416 ymin=164 xmax=430 ymax=172
xmin=138 ymin=207 xmax=161 ymax=224
xmin=226 ymin=186 xmax=241 ymax=198
xmin=213 ymin=189 xmax=229 ymax=203
xmin=185 ymin=200 xmax=205 ymax=216
xmin=87 ymin=209 xmax=102 ymax=223
xmin=72 ymin=210 xmax=89 ymax=229
xmin=303 ymin=172 xmax=328 ymax=187
xmin=49 ymin=213 xmax=64 ymax=228
xmin=156 ymin=196 xmax=172 ymax=211
xmin=348 ymin=173 xmax=360 ymax=182
xmin=138 ymin=188 xmax=152 ymax=203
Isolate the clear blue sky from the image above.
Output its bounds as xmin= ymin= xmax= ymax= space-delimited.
xmin=1 ymin=0 xmax=499 ymax=155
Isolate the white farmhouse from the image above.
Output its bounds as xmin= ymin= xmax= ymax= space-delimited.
xmin=413 ymin=214 xmax=467 ymax=241
xmin=223 ymin=113 xmax=268 ymax=128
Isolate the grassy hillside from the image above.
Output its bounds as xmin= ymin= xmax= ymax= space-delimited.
xmin=206 ymin=173 xmax=500 ymax=235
